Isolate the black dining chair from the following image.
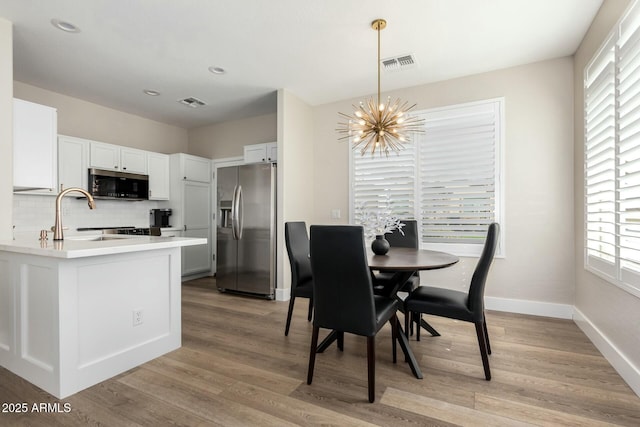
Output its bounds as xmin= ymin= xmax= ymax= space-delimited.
xmin=307 ymin=225 xmax=400 ymax=403
xmin=284 ymin=221 xmax=314 ymax=336
xmin=404 ymin=222 xmax=499 ymax=380
xmin=373 ymin=219 xmax=437 ymax=336
xmin=373 ymin=219 xmax=421 ymax=295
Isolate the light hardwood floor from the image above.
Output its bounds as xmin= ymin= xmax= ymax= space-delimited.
xmin=1 ymin=277 xmax=639 ymax=426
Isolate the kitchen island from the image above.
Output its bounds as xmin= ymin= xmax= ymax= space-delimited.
xmin=0 ymin=235 xmax=206 ymax=398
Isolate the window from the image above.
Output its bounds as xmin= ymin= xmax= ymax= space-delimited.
xmin=350 ymin=98 xmax=504 ymax=257
xmin=585 ymin=1 xmax=640 ymax=297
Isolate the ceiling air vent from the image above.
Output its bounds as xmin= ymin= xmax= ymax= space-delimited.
xmin=382 ymin=54 xmax=417 ymax=72
xmin=177 ymin=97 xmax=207 ymax=108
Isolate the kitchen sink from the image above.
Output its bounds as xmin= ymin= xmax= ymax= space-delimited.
xmin=66 ymin=235 xmax=130 ymax=241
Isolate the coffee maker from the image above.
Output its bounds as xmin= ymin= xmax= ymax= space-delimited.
xmin=150 ymin=208 xmax=172 ymax=228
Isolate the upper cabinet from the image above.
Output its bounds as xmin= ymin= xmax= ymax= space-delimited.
xmin=244 ymin=142 xmax=277 ymax=164
xmin=147 ymin=152 xmax=170 ymax=200
xmin=176 ymin=153 xmax=211 ymax=183
xmin=13 ymin=98 xmax=58 ymax=192
xmin=89 ymin=141 xmax=147 ymax=174
xmin=58 ymin=135 xmax=88 ymax=191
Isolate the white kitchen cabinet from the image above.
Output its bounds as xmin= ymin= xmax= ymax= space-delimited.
xmin=267 ymin=142 xmax=277 ymax=162
xmin=243 ymin=142 xmax=277 ymax=163
xmin=175 ymin=154 xmax=210 ymax=183
xmin=169 ymin=154 xmax=212 ymax=276
xmin=120 ymin=147 xmax=147 ymax=173
xmin=89 ymin=142 xmax=147 ymax=174
xmin=182 ymin=181 xmax=211 ymax=275
xmin=89 ymin=142 xmax=119 ymax=171
xmin=147 ymin=152 xmax=170 ymax=200
xmin=13 ymin=98 xmax=58 ymax=193
xmin=57 ymin=135 xmax=88 ymax=191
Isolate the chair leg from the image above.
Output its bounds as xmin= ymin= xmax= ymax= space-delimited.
xmin=483 ymin=314 xmax=491 ymax=355
xmin=404 ymin=310 xmax=409 ymax=339
xmin=337 ymin=331 xmax=344 ymax=351
xmin=475 ymin=321 xmax=491 ymax=381
xmin=420 ymin=318 xmax=441 ymax=337
xmin=307 ymin=326 xmax=319 ymax=384
xmin=284 ymin=296 xmax=296 ymax=336
xmin=390 ymin=314 xmax=398 ymax=363
xmin=367 ymin=336 xmax=375 ymax=403
xmin=307 ymin=298 xmax=313 ymax=321
xmin=409 ymin=313 xmax=414 ymax=336
xmin=416 ymin=313 xmax=421 ymax=341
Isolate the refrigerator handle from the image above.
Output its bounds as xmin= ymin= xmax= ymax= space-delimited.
xmin=236 ymin=185 xmax=244 ymax=240
xmin=231 ymin=185 xmax=239 ymax=240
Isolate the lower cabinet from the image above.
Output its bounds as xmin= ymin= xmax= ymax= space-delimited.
xmin=182 ymin=228 xmax=211 ymax=276
xmin=181 ymin=181 xmax=211 ymax=275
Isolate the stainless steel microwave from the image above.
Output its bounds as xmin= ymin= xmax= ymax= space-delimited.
xmin=88 ymin=168 xmax=149 ymax=200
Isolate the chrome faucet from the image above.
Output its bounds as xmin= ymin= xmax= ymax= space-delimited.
xmin=53 ymin=187 xmax=96 ymax=240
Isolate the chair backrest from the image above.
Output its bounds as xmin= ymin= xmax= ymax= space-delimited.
xmin=310 ymin=225 xmax=377 ymax=336
xmin=468 ymin=223 xmax=500 ymax=319
xmin=285 ymin=222 xmax=312 ymax=289
xmin=385 ymin=220 xmax=419 ymax=249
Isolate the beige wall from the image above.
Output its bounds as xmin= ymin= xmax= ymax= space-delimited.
xmin=14 ymin=82 xmax=188 ymax=154
xmin=277 ymin=90 xmax=315 ymax=295
xmin=0 ymin=18 xmax=12 ymax=240
xmin=573 ymin=0 xmax=640 ymax=393
xmin=188 ymin=113 xmax=277 ymax=159
xmin=312 ymin=57 xmax=576 ymax=308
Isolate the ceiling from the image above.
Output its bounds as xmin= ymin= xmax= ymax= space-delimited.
xmin=0 ymin=0 xmax=603 ymax=129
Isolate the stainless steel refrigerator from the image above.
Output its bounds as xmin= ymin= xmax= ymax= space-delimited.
xmin=216 ymin=163 xmax=276 ymax=298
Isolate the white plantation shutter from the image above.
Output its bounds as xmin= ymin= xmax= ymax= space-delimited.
xmin=584 ymin=0 xmax=640 ymax=296
xmin=352 ymin=142 xmax=416 ymax=218
xmin=350 ymin=98 xmax=503 ymax=256
xmin=417 ymin=101 xmax=500 ymax=246
xmin=585 ymin=36 xmax=617 ymax=278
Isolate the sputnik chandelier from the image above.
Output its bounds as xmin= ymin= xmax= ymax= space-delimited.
xmin=337 ymin=19 xmax=424 ymax=156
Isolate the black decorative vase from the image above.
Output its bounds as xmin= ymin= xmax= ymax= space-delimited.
xmin=371 ymin=235 xmax=390 ymax=255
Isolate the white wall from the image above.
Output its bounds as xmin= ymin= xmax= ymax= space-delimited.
xmin=573 ymin=0 xmax=640 ymax=396
xmin=277 ymin=90 xmax=315 ymax=299
xmin=188 ymin=113 xmax=277 ymax=159
xmin=311 ymin=57 xmax=576 ymax=316
xmin=14 ymin=82 xmax=188 ymax=154
xmin=0 ymin=18 xmax=12 ymax=240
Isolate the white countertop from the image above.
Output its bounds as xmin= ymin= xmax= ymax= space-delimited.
xmin=0 ymin=235 xmax=207 ymax=259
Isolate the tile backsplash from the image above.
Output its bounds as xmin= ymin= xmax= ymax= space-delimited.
xmin=13 ymin=194 xmax=164 ymax=240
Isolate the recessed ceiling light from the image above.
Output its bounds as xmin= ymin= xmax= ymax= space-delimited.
xmin=208 ymin=66 xmax=226 ymax=75
xmin=143 ymin=89 xmax=160 ymax=96
xmin=51 ymin=19 xmax=80 ymax=33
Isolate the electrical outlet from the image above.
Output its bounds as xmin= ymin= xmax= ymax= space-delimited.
xmin=133 ymin=309 xmax=143 ymax=326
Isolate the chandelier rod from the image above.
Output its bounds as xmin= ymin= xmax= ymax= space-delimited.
xmin=377 ymin=20 xmax=381 ymax=109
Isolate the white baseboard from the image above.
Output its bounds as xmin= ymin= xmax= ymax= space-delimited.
xmin=275 ymin=287 xmax=290 ymax=302
xmin=573 ymin=307 xmax=640 ymax=397
xmin=485 ymin=296 xmax=574 ymax=319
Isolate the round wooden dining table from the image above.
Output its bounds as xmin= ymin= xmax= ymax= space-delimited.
xmin=369 ymin=247 xmax=459 ymax=271
xmin=316 ymin=247 xmax=459 ymax=379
